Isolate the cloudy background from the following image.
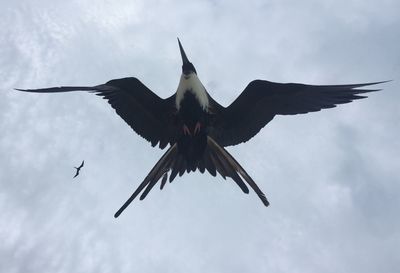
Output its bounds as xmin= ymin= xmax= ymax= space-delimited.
xmin=1 ymin=0 xmax=399 ymax=272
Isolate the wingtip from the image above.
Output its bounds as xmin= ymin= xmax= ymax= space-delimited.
xmin=14 ymin=87 xmax=43 ymax=93
xmin=359 ymin=80 xmax=392 ymax=87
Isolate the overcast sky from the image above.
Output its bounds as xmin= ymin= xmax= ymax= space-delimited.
xmin=1 ymin=0 xmax=399 ymax=272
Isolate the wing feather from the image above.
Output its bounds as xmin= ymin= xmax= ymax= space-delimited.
xmin=209 ymin=80 xmax=386 ymax=146
xmin=16 ymin=77 xmax=177 ymax=149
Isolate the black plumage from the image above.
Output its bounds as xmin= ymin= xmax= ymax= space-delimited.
xmin=16 ymin=39 xmax=385 ymax=217
xmin=73 ymin=160 xmax=84 ymax=178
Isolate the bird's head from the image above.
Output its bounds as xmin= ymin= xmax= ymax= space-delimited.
xmin=178 ymin=38 xmax=197 ymax=77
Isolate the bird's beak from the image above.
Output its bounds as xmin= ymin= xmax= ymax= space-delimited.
xmin=178 ymin=38 xmax=190 ymax=65
xmin=178 ymin=38 xmax=196 ymax=75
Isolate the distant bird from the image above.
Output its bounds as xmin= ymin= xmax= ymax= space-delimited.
xmin=16 ymin=38 xmax=385 ymax=218
xmin=73 ymin=160 xmax=84 ymax=178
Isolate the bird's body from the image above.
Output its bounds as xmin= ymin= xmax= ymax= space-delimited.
xmin=16 ymin=38 xmax=385 ymax=218
xmin=175 ymin=72 xmax=211 ymax=170
xmin=73 ymin=160 xmax=84 ymax=178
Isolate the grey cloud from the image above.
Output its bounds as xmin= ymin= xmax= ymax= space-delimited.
xmin=1 ymin=0 xmax=399 ymax=272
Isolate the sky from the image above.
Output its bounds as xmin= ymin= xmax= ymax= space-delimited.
xmin=1 ymin=0 xmax=399 ymax=272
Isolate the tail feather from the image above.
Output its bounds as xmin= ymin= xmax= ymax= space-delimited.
xmin=215 ymin=149 xmax=250 ymax=194
xmin=169 ymin=155 xmax=182 ymax=182
xmin=139 ymin=147 xmax=176 ymax=200
xmin=160 ymin=173 xmax=168 ymax=190
xmin=207 ymin=137 xmax=270 ymax=207
xmin=204 ymin=152 xmax=216 ymax=177
xmin=207 ymin=138 xmax=249 ymax=194
xmin=114 ymin=143 xmax=178 ymax=218
xmin=209 ymin=149 xmax=227 ymax=179
xmin=198 ymin=158 xmax=206 ymax=174
xmin=179 ymin=159 xmax=187 ymax=176
xmin=114 ymin=136 xmax=269 ymax=218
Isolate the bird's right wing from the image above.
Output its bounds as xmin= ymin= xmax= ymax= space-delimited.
xmin=209 ymin=80 xmax=385 ymax=147
xmin=16 ymin=77 xmax=178 ymax=149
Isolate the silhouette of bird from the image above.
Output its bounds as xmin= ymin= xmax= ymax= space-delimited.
xmin=73 ymin=160 xmax=84 ymax=178
xmin=16 ymin=38 xmax=386 ymax=218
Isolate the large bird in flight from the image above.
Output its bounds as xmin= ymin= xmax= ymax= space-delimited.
xmin=16 ymin=39 xmax=384 ymax=218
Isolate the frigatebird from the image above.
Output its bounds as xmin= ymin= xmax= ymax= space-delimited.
xmin=73 ymin=160 xmax=84 ymax=178
xmin=16 ymin=39 xmax=384 ymax=218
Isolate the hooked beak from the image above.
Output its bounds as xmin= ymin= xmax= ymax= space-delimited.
xmin=178 ymin=38 xmax=190 ymax=65
xmin=177 ymin=38 xmax=196 ymax=75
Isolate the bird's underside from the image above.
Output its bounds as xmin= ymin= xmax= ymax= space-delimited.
xmin=15 ymin=77 xmax=385 ymax=217
xmin=15 ymin=38 xmax=386 ymax=218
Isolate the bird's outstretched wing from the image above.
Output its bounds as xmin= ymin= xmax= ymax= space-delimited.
xmin=16 ymin=77 xmax=177 ymax=149
xmin=73 ymin=168 xmax=79 ymax=178
xmin=209 ymin=80 xmax=386 ymax=147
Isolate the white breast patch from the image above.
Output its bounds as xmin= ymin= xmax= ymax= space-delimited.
xmin=175 ymin=73 xmax=209 ymax=111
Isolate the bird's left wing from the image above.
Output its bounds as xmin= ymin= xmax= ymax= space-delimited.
xmin=16 ymin=77 xmax=177 ymax=149
xmin=209 ymin=80 xmax=385 ymax=147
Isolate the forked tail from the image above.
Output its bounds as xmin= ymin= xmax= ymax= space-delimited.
xmin=114 ymin=137 xmax=269 ymax=218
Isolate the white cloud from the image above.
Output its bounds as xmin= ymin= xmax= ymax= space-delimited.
xmin=1 ymin=0 xmax=399 ymax=272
